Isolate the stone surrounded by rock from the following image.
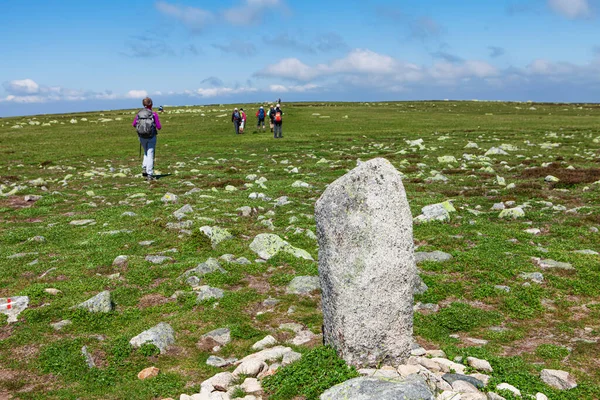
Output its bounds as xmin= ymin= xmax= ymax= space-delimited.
xmin=320 ymin=375 xmax=434 ymax=400
xmin=316 ymin=158 xmax=416 ymax=368
xmin=73 ymin=291 xmax=113 ymax=313
xmin=466 ymin=356 xmax=493 ymax=372
xmin=129 ymin=322 xmax=175 ymax=353
xmin=442 ymin=373 xmax=484 ymax=389
xmin=252 ymin=335 xmax=277 ymax=350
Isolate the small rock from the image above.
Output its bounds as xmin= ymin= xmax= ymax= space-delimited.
xmin=196 ymin=285 xmax=224 ymax=302
xmin=51 ymin=319 xmax=72 ymax=331
xmin=138 ymin=366 xmax=159 ymax=380
xmin=286 ymin=276 xmax=320 ymax=294
xmin=130 ymin=322 xmax=175 ymax=354
xmin=443 ymin=373 xmax=484 ymax=389
xmin=161 ymin=192 xmax=179 ymax=203
xmin=540 ymin=369 xmax=577 ymax=390
xmin=233 ymin=359 xmax=268 ymax=378
xmin=73 ymin=291 xmax=113 ymax=313
xmin=112 ymin=255 xmax=128 ymax=267
xmin=202 ymin=328 xmax=231 ymax=346
xmin=252 ymin=335 xmax=277 ymax=350
xmin=81 ymin=346 xmax=96 ymax=368
xmin=496 ymin=382 xmax=521 ymax=397
xmin=415 ymin=251 xmax=452 ymax=263
xmin=452 ymin=380 xmax=480 ymax=393
xmin=206 ymin=355 xmax=237 ymax=368
xmin=241 ymin=378 xmax=262 ymax=393
xmin=69 ymin=219 xmax=96 ymax=226
xmin=532 ymin=257 xmax=574 ymax=270
xmin=466 ymin=357 xmax=493 ymax=372
xmin=290 ymin=330 xmax=318 ymax=345
xmin=145 ymin=255 xmax=173 ymax=264
xmin=499 ymin=207 xmax=525 ymax=219
xmin=44 ymin=288 xmax=61 ymax=295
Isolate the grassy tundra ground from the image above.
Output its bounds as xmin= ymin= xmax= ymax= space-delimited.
xmin=0 ymin=101 xmax=599 ymax=399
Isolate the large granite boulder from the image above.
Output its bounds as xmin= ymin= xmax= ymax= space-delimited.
xmin=316 ymin=158 xmax=416 ymax=368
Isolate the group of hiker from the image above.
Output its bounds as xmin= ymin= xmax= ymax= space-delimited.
xmin=231 ymin=104 xmax=283 ymax=138
xmin=132 ymin=97 xmax=285 ymax=182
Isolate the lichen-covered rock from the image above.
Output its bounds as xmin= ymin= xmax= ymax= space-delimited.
xmin=316 ymin=158 xmax=416 ymax=368
xmin=438 ymin=156 xmax=457 ymax=163
xmin=195 ymin=285 xmax=225 ymax=302
xmin=414 ymin=201 xmax=455 ymax=224
xmin=199 ymin=226 xmax=233 ymax=249
xmin=74 ymin=291 xmax=113 ymax=313
xmin=181 ymin=258 xmax=226 ymax=279
xmin=485 ymin=147 xmax=509 ymax=156
xmin=249 ymin=233 xmax=313 ymax=260
xmin=130 ymin=322 xmax=175 ymax=353
xmin=320 ymin=376 xmax=434 ymax=400
xmin=498 ymin=207 xmax=525 ymax=219
xmin=161 ymin=192 xmax=179 ymax=203
xmin=286 ymin=276 xmax=320 ymax=294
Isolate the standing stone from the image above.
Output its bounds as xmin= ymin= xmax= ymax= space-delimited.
xmin=315 ymin=158 xmax=416 ymax=368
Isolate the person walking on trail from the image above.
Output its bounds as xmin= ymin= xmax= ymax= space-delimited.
xmin=256 ymin=106 xmax=266 ymax=132
xmin=273 ymin=103 xmax=283 ymax=139
xmin=231 ymin=107 xmax=242 ymax=135
xmin=268 ymin=104 xmax=276 ymax=133
xmin=239 ymin=108 xmax=247 ymax=133
xmin=132 ymin=97 xmax=162 ymax=181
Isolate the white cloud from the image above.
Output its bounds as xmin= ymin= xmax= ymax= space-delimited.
xmin=155 ymin=1 xmax=213 ymax=32
xmin=156 ymin=0 xmax=283 ymax=30
xmin=548 ymin=0 xmax=591 ymax=19
xmin=268 ymin=83 xmax=318 ymax=93
xmin=257 ymin=58 xmax=317 ymax=81
xmin=191 ymin=86 xmax=258 ymax=98
xmin=3 ymin=79 xmax=40 ymax=95
xmin=256 ymin=49 xmax=499 ymax=86
xmin=126 ymin=90 xmax=149 ymax=99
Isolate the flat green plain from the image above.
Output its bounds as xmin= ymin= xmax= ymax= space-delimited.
xmin=0 ymin=101 xmax=599 ymax=399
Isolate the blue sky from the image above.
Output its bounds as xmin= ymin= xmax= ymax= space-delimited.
xmin=1 ymin=0 xmax=600 ymax=116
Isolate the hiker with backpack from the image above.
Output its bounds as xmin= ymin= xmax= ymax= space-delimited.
xmin=132 ymin=97 xmax=161 ymax=181
xmin=268 ymin=104 xmax=276 ymax=133
xmin=231 ymin=107 xmax=242 ymax=135
xmin=273 ymin=104 xmax=283 ymax=139
xmin=239 ymin=108 xmax=247 ymax=133
xmin=256 ymin=106 xmax=266 ymax=132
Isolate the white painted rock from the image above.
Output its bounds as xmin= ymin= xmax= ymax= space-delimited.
xmin=0 ymin=296 xmax=29 ymax=323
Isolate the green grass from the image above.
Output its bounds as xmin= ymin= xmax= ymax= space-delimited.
xmin=262 ymin=346 xmax=360 ymax=400
xmin=1 ymin=100 xmax=599 ymax=398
